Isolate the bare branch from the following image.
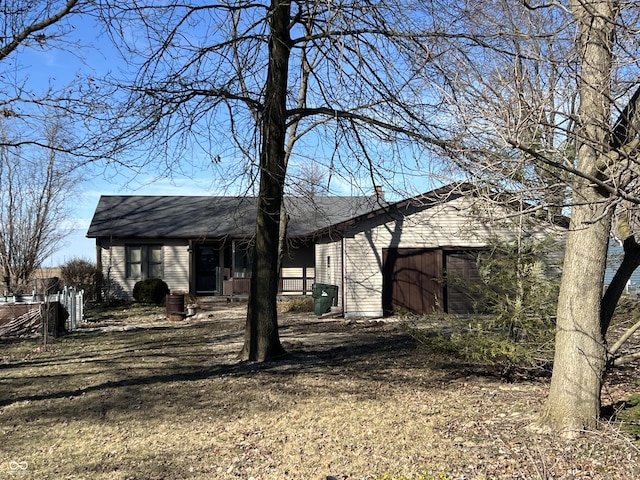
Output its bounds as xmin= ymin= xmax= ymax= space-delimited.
xmin=611 ymin=350 xmax=640 ymax=367
xmin=0 ymin=0 xmax=79 ymax=61
xmin=609 ymin=318 xmax=640 ymax=355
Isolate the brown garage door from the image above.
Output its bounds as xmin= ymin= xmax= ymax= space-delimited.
xmin=382 ymin=248 xmax=443 ymax=315
xmin=445 ymin=251 xmax=484 ymax=314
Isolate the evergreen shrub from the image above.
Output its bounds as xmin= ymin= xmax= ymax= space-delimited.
xmin=408 ymin=235 xmax=562 ymax=380
xmin=132 ymin=278 xmax=169 ymax=305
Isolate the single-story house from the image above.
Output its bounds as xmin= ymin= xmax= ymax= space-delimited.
xmin=87 ymin=184 xmax=566 ymax=317
xmin=86 ymin=192 xmax=385 ymax=301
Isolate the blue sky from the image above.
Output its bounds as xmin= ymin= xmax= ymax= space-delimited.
xmin=12 ymin=29 xmax=181 ymax=265
xmin=17 ymin=17 xmax=225 ymax=266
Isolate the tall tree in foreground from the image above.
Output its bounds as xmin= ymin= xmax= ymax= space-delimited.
xmin=537 ymin=0 xmax=618 ymax=435
xmin=240 ymin=0 xmax=291 ymax=361
xmin=98 ymin=1 xmax=451 ymax=361
xmin=417 ymin=0 xmax=640 ymax=434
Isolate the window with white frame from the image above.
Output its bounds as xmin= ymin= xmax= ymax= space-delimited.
xmin=126 ymin=245 xmax=163 ymax=279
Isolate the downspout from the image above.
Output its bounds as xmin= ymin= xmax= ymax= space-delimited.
xmin=188 ymin=239 xmax=194 ymax=295
xmin=231 ymin=239 xmax=236 ymax=296
xmin=96 ymin=239 xmax=103 ymax=302
xmin=341 ymin=237 xmax=347 ymax=316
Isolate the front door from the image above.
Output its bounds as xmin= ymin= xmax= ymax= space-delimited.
xmin=195 ymin=245 xmax=219 ymax=293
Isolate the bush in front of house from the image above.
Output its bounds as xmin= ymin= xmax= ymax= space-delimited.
xmin=407 ymin=235 xmax=561 ymax=381
xmin=132 ymin=278 xmax=169 ymax=305
xmin=407 ymin=317 xmax=555 ymax=381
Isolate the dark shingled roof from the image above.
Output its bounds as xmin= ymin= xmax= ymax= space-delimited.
xmin=86 ymin=195 xmax=385 ymax=239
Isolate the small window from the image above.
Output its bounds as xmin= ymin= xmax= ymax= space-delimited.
xmin=148 ymin=245 xmax=163 ymax=278
xmin=126 ymin=246 xmax=143 ymax=279
xmin=126 ymin=245 xmax=163 ymax=279
xmin=234 ymin=243 xmax=253 ymax=278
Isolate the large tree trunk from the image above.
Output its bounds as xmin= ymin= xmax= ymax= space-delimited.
xmin=239 ymin=0 xmax=290 ymax=362
xmin=538 ymin=204 xmax=611 ymax=435
xmin=537 ymin=0 xmax=617 ymax=436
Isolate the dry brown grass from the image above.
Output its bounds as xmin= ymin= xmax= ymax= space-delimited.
xmin=1 ymin=303 xmax=639 ymax=480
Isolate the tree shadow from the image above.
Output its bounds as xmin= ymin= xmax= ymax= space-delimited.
xmin=1 ymin=318 xmax=482 ymax=426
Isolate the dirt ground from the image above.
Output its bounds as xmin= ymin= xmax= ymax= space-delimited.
xmin=1 ymin=303 xmax=639 ymax=480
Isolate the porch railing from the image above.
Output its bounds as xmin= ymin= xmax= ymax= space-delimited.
xmin=230 ymin=275 xmax=315 ymax=296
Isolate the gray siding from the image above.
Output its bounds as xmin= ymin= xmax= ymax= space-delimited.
xmin=100 ymin=239 xmax=189 ymax=300
xmin=335 ymin=196 xmax=565 ymax=318
xmin=163 ymin=241 xmax=190 ymax=293
xmin=314 ymin=241 xmax=343 ymax=308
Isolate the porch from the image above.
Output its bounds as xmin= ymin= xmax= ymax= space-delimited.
xmin=190 ymin=239 xmax=315 ymax=297
xmin=219 ymin=268 xmax=315 ymax=296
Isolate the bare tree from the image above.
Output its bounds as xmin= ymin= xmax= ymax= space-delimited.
xmin=418 ymin=0 xmax=640 ymax=434
xmin=0 ymin=1 xmax=90 ymax=147
xmin=97 ymin=1 xmax=455 ymax=361
xmin=0 ymin=117 xmax=79 ymax=293
xmin=0 ymin=1 xmax=105 ymax=290
xmin=0 ymin=1 xmax=78 ymax=61
xmin=423 ymin=0 xmax=577 ymax=212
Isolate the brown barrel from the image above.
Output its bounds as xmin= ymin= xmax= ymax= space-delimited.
xmin=166 ymin=293 xmax=185 ymax=321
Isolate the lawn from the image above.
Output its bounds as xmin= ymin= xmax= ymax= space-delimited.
xmin=1 ymin=303 xmax=639 ymax=479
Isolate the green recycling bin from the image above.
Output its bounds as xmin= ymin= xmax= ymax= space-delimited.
xmin=312 ymin=283 xmax=338 ymax=316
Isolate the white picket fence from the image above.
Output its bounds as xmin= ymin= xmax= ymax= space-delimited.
xmin=48 ymin=287 xmax=84 ymax=331
xmin=0 ymin=286 xmax=84 ymax=332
